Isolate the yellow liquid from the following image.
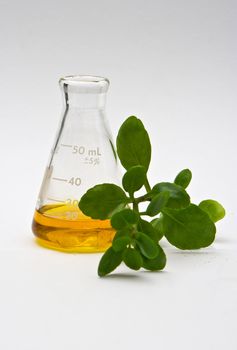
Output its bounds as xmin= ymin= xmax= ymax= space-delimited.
xmin=32 ymin=203 xmax=115 ymax=253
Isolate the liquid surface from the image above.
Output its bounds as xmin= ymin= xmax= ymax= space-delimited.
xmin=32 ymin=204 xmax=115 ymax=252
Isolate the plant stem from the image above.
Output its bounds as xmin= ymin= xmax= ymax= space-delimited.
xmin=144 ymin=176 xmax=152 ymax=192
xmin=131 ymin=193 xmax=139 ymax=213
xmin=133 ymin=201 xmax=139 ymax=212
xmin=135 ymin=193 xmax=152 ymax=203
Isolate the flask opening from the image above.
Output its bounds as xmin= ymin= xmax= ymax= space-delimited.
xmin=59 ymin=75 xmax=109 ymax=94
xmin=59 ymin=75 xmax=109 ymax=109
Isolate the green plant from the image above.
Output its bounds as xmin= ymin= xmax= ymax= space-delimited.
xmin=79 ymin=116 xmax=225 ymax=277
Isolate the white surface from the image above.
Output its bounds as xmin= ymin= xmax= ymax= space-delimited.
xmin=0 ymin=1 xmax=236 ymax=349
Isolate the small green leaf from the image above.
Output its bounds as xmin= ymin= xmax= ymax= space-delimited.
xmin=174 ymin=169 xmax=192 ymax=189
xmin=79 ymin=184 xmax=128 ymax=220
xmin=152 ymin=182 xmax=190 ymax=209
xmin=199 ymin=199 xmax=225 ymax=223
xmin=142 ymin=244 xmax=166 ymax=271
xmin=98 ymin=247 xmax=123 ymax=277
xmin=150 ymin=216 xmax=164 ymax=241
xmin=113 ymin=228 xmax=130 ymax=241
xmin=123 ymin=248 xmax=143 ymax=270
xmin=162 ymin=204 xmax=216 ymax=250
xmin=111 ymin=208 xmax=139 ymax=230
xmin=146 ymin=191 xmax=170 ymax=216
xmin=112 ymin=236 xmax=131 ymax=252
xmin=122 ymin=165 xmax=146 ymax=194
xmin=116 ymin=116 xmax=151 ymax=171
xmin=138 ymin=219 xmax=158 ymax=242
xmin=135 ymin=232 xmax=159 ymax=259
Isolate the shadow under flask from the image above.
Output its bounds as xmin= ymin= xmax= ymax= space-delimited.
xmin=32 ymin=75 xmax=121 ymax=252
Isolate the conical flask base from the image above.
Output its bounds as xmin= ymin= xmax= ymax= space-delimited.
xmin=32 ymin=203 xmax=115 ymax=253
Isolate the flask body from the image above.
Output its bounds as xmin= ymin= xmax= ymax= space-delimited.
xmin=32 ymin=76 xmax=120 ymax=252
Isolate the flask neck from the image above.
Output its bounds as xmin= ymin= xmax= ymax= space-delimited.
xmin=63 ymin=90 xmax=107 ymax=109
xmin=59 ymin=75 xmax=109 ymax=110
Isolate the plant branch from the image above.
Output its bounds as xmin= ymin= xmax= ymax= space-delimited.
xmin=135 ymin=193 xmax=152 ymax=203
xmin=133 ymin=200 xmax=139 ymax=213
xmin=130 ymin=193 xmax=139 ymax=213
xmin=144 ymin=176 xmax=152 ymax=192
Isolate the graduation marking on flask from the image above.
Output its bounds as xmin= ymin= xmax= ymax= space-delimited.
xmin=71 ymin=145 xmax=101 ymax=156
xmin=46 ymin=197 xmax=64 ymax=203
xmin=60 ymin=144 xmax=102 ymax=166
xmin=52 ymin=176 xmax=82 ymax=186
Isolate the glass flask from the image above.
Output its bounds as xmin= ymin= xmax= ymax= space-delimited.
xmin=32 ymin=75 xmax=121 ymax=252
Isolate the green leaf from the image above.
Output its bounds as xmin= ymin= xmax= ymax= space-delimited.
xmin=111 ymin=208 xmax=139 ymax=230
xmin=122 ymin=165 xmax=146 ymax=194
xmin=199 ymin=199 xmax=225 ymax=223
xmin=123 ymin=248 xmax=143 ymax=270
xmin=135 ymin=232 xmax=159 ymax=259
xmin=112 ymin=236 xmax=131 ymax=252
xmin=146 ymin=191 xmax=170 ymax=216
xmin=98 ymin=247 xmax=123 ymax=277
xmin=152 ymin=182 xmax=190 ymax=209
xmin=142 ymin=244 xmax=166 ymax=271
xmin=138 ymin=219 xmax=158 ymax=242
xmin=113 ymin=228 xmax=130 ymax=241
xmin=150 ymin=216 xmax=164 ymax=241
xmin=162 ymin=204 xmax=216 ymax=250
xmin=79 ymin=184 xmax=128 ymax=220
xmin=174 ymin=169 xmax=192 ymax=189
xmin=116 ymin=116 xmax=151 ymax=171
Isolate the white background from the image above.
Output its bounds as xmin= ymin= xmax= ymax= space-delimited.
xmin=0 ymin=1 xmax=236 ymax=349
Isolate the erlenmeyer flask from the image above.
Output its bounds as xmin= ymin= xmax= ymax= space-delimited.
xmin=32 ymin=75 xmax=121 ymax=252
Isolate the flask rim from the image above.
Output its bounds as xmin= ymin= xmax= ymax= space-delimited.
xmin=59 ymin=75 xmax=109 ymax=94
